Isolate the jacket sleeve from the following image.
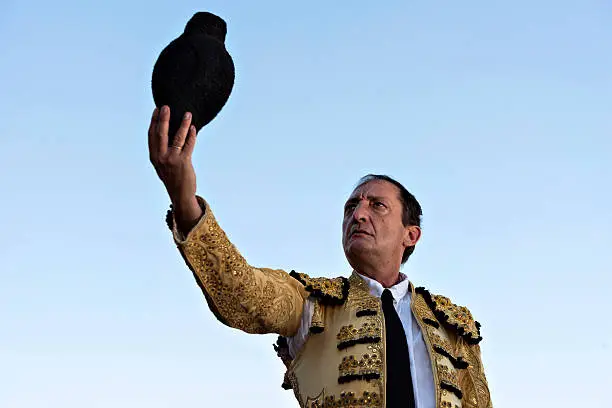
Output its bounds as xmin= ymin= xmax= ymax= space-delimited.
xmin=458 ymin=340 xmax=493 ymax=408
xmin=168 ymin=196 xmax=309 ymax=337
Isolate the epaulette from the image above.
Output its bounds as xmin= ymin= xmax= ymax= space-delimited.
xmin=415 ymin=287 xmax=483 ymax=344
xmin=290 ymin=271 xmax=349 ymax=305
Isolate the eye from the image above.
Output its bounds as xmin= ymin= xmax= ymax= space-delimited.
xmin=373 ymin=201 xmax=386 ymax=208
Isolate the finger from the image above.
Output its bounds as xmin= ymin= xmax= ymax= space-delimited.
xmin=148 ymin=107 xmax=159 ymax=155
xmin=157 ymin=105 xmax=170 ymax=156
xmin=169 ymin=112 xmax=192 ymax=153
xmin=183 ymin=125 xmax=198 ymax=157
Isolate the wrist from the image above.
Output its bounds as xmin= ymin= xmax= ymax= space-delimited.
xmin=171 ymin=193 xmax=199 ymax=212
xmin=170 ymin=194 xmax=203 ymax=235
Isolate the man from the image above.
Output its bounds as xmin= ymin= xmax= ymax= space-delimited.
xmin=149 ymin=106 xmax=493 ymax=408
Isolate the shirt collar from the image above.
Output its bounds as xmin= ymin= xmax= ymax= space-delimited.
xmin=355 ymin=271 xmax=412 ymax=301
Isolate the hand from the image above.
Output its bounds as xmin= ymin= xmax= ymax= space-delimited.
xmin=149 ymin=105 xmax=202 ymax=233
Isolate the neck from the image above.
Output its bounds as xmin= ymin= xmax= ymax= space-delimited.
xmin=353 ymin=262 xmax=402 ymax=288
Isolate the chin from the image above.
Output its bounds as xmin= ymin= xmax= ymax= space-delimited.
xmin=348 ymin=239 xmax=371 ymax=252
xmin=344 ymin=245 xmax=373 ymax=266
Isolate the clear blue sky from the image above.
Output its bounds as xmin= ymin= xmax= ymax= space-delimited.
xmin=1 ymin=0 xmax=610 ymax=406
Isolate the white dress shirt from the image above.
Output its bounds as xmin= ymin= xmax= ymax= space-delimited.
xmin=287 ymin=272 xmax=436 ymax=408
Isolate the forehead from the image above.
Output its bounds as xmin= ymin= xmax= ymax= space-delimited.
xmin=348 ymin=179 xmax=401 ymax=201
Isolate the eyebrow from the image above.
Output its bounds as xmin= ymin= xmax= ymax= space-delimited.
xmin=344 ymin=195 xmax=388 ymax=206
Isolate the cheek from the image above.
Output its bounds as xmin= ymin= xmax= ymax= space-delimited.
xmin=378 ymin=221 xmax=398 ymax=242
xmin=342 ymin=217 xmax=350 ymax=232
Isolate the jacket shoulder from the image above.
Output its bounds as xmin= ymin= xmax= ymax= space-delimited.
xmin=415 ymin=286 xmax=483 ymax=344
xmin=290 ymin=271 xmax=349 ymax=305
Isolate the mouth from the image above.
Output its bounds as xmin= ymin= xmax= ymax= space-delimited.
xmin=351 ymin=230 xmax=372 ymax=238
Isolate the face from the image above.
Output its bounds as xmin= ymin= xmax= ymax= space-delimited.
xmin=342 ymin=180 xmax=420 ymax=269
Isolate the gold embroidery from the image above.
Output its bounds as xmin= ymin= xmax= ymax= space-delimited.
xmin=355 ymin=297 xmax=380 ymax=316
xmin=174 ymin=202 xmax=307 ymax=337
xmin=457 ymin=340 xmax=493 ymax=408
xmin=310 ymin=299 xmax=325 ymax=333
xmin=347 ymin=274 xmax=380 ymax=316
xmin=305 ymin=389 xmax=325 ymax=408
xmin=336 ymin=317 xmax=382 ymax=350
xmin=439 ymin=365 xmax=460 ymax=387
xmin=431 ymin=294 xmax=481 ymax=343
xmin=438 ymin=364 xmax=463 ymax=399
xmin=291 ymin=272 xmax=348 ymax=303
xmin=323 ymin=391 xmax=383 ymax=407
xmin=426 ymin=327 xmax=454 ymax=354
xmin=285 ymin=369 xmax=303 ymax=406
xmin=423 ymin=326 xmax=468 ymax=369
xmin=338 ymin=352 xmax=383 ymax=383
xmin=339 ymin=273 xmax=386 ymax=400
xmin=412 ymin=293 xmax=440 ymax=326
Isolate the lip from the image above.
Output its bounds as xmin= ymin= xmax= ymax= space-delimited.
xmin=351 ymin=230 xmax=372 ymax=238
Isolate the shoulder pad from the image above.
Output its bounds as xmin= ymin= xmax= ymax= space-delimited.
xmin=415 ymin=287 xmax=482 ymax=344
xmin=290 ymin=271 xmax=349 ymax=305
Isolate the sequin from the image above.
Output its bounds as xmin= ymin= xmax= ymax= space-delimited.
xmin=171 ymin=201 xmax=307 ymax=337
xmin=336 ymin=318 xmax=382 ymax=350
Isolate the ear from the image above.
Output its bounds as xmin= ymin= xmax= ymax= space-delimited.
xmin=403 ymin=225 xmax=421 ymax=248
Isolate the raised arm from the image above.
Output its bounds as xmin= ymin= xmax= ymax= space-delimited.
xmin=149 ymin=106 xmax=308 ymax=336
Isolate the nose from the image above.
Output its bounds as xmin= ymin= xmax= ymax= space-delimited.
xmin=352 ymin=201 xmax=368 ymax=223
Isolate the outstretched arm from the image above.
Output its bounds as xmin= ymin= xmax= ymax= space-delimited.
xmin=149 ymin=106 xmax=308 ymax=337
xmin=168 ymin=198 xmax=308 ymax=336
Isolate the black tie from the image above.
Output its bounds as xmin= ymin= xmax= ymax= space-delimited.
xmin=381 ymin=289 xmax=415 ymax=408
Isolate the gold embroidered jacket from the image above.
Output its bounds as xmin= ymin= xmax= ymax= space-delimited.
xmin=168 ymin=198 xmax=493 ymax=408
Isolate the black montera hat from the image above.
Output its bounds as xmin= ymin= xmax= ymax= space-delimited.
xmin=152 ymin=12 xmax=235 ymax=144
